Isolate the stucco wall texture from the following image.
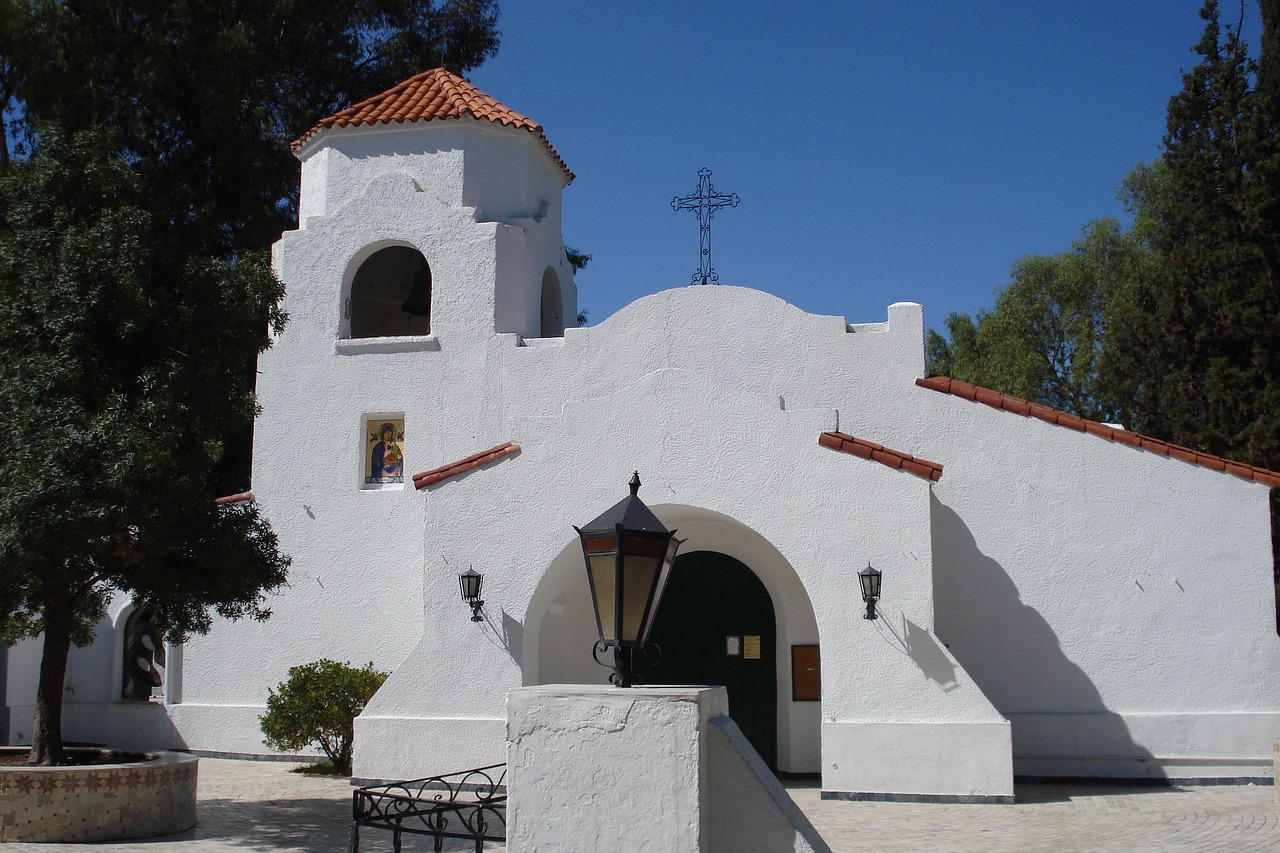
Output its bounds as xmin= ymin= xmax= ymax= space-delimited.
xmin=10 ymin=109 xmax=1279 ymax=800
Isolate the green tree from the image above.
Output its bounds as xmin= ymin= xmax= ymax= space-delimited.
xmin=1 ymin=0 xmax=501 ymax=257
xmin=1116 ymin=0 xmax=1280 ymax=468
xmin=260 ymin=660 xmax=389 ymax=775
xmin=0 ymin=128 xmax=291 ymax=765
xmin=927 ymin=220 xmax=1159 ymax=424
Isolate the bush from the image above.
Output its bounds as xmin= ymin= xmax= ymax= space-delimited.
xmin=259 ymin=659 xmax=388 ymax=775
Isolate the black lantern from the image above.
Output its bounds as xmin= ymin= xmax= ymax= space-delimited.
xmin=458 ymin=568 xmax=484 ymax=622
xmin=859 ymin=563 xmax=882 ymax=620
xmin=575 ymin=472 xmax=682 ymax=687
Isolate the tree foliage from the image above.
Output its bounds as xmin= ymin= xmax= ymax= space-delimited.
xmin=260 ymin=660 xmax=389 ymax=776
xmin=0 ymin=128 xmax=291 ymax=764
xmin=927 ymin=220 xmax=1160 ymax=424
xmin=1114 ymin=0 xmax=1280 ymax=466
xmin=0 ymin=0 xmax=501 ymax=258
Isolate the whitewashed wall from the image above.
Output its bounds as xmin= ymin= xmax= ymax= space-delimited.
xmin=11 ymin=110 xmax=1278 ymax=798
xmin=920 ymin=389 xmax=1280 ymax=780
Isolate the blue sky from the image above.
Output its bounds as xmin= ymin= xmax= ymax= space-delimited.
xmin=469 ymin=1 xmax=1263 ymax=332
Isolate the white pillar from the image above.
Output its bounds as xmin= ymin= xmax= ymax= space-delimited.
xmin=506 ymin=685 xmax=727 ymax=852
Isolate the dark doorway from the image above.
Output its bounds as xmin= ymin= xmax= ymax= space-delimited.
xmin=645 ymin=551 xmax=778 ymax=769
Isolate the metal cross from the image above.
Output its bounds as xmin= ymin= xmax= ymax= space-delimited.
xmin=671 ymin=167 xmax=739 ymax=285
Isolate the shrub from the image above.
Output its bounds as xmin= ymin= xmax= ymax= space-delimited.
xmin=259 ymin=659 xmax=388 ymax=775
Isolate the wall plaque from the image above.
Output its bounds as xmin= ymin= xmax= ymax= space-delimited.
xmin=792 ymin=645 xmax=820 ymax=701
xmin=743 ymin=635 xmax=761 ymax=660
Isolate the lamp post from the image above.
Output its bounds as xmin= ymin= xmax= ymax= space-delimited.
xmin=575 ymin=472 xmax=683 ymax=687
xmin=859 ymin=563 xmax=881 ymax=620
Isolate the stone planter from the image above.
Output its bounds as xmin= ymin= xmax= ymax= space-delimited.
xmin=0 ymin=750 xmax=197 ymax=842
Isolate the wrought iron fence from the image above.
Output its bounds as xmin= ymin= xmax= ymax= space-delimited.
xmin=347 ymin=763 xmax=506 ymax=852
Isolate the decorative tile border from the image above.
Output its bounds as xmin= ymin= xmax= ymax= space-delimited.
xmin=0 ymin=751 xmax=197 ymax=842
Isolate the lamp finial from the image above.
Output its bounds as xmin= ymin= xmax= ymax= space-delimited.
xmin=629 ymin=471 xmax=641 ymax=495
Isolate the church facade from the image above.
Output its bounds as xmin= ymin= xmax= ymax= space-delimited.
xmin=5 ymin=69 xmax=1279 ymax=801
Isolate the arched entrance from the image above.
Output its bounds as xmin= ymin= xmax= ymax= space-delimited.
xmin=526 ymin=505 xmax=820 ymax=773
xmin=644 ymin=551 xmax=778 ymax=769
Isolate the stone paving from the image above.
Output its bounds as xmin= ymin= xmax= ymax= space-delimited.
xmin=1 ymin=757 xmax=1276 ymax=852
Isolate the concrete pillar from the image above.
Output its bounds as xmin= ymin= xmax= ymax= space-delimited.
xmin=507 ymin=685 xmax=725 ymax=851
xmin=506 ymin=684 xmax=829 ymax=853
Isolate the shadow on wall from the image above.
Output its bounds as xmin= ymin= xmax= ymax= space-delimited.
xmin=872 ymin=615 xmax=959 ymax=692
xmin=500 ymin=611 xmax=524 ymax=666
xmin=929 ymin=493 xmax=1155 ymax=776
xmin=466 ymin=607 xmax=524 ymax=669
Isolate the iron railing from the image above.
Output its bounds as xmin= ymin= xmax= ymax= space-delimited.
xmin=347 ymin=764 xmax=506 ymax=852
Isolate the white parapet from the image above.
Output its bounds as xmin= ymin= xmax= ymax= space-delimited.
xmin=506 ymin=684 xmax=828 ymax=853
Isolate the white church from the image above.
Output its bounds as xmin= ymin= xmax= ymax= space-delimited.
xmin=5 ymin=68 xmax=1280 ymax=802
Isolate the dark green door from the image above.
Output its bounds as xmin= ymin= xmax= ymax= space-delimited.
xmin=644 ymin=551 xmax=778 ymax=769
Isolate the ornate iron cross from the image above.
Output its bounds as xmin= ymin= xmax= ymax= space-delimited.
xmin=671 ymin=167 xmax=739 ymax=285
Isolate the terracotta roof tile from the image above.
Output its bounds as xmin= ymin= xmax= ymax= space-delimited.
xmin=820 ymin=432 xmax=943 ymax=482
xmin=1111 ymin=429 xmax=1142 ymax=448
xmin=916 ymin=376 xmax=1280 ymax=489
xmin=413 ymin=442 xmax=519 ymax=490
xmin=214 ymin=491 xmax=253 ymax=506
xmin=1083 ymin=421 xmax=1114 ymax=440
xmin=292 ymin=68 xmax=573 ymax=182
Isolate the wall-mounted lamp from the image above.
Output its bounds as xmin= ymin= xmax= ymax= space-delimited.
xmin=458 ymin=568 xmax=484 ymax=622
xmin=858 ymin=563 xmax=882 ymax=620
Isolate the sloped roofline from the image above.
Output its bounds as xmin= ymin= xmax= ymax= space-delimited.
xmin=413 ymin=442 xmax=520 ymax=490
xmin=917 ymin=376 xmax=1280 ymax=489
xmin=292 ymin=68 xmax=573 ymax=182
xmin=819 ymin=432 xmax=943 ymax=482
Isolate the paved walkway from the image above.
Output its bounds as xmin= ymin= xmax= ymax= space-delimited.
xmin=3 ymin=758 xmax=1277 ymax=852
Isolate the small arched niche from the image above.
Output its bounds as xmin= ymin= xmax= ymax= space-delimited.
xmin=120 ymin=606 xmax=166 ymax=702
xmin=347 ymin=246 xmax=432 ymax=338
xmin=539 ymin=267 xmax=563 ymax=337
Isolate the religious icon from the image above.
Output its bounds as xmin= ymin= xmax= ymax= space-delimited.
xmin=365 ymin=418 xmax=405 ymax=485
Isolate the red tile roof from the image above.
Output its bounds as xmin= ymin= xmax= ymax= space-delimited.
xmin=916 ymin=376 xmax=1280 ymax=489
xmin=214 ymin=491 xmax=254 ymax=505
xmin=413 ymin=442 xmax=520 ymax=490
xmin=819 ymin=432 xmax=943 ymax=482
xmin=292 ymin=68 xmax=573 ymax=182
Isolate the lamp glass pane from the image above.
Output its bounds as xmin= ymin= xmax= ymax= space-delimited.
xmin=619 ymin=553 xmax=661 ymax=644
xmin=459 ymin=571 xmax=482 ymax=601
xmin=638 ymin=535 xmax=681 ymax=645
xmin=588 ymin=552 xmax=617 ymax=639
xmin=860 ymin=568 xmax=881 ymax=599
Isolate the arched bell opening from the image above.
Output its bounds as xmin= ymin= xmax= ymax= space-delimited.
xmin=346 ymin=245 xmax=432 ymax=338
xmin=539 ymin=267 xmax=563 ymax=337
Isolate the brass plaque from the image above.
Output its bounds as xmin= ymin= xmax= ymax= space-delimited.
xmin=792 ymin=645 xmax=820 ymax=701
xmin=743 ymin=635 xmax=761 ymax=660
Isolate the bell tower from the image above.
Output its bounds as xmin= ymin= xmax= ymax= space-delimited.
xmin=278 ymin=67 xmax=577 ymax=343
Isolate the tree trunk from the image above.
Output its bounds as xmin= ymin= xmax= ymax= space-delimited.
xmin=27 ymin=601 xmax=73 ymax=766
